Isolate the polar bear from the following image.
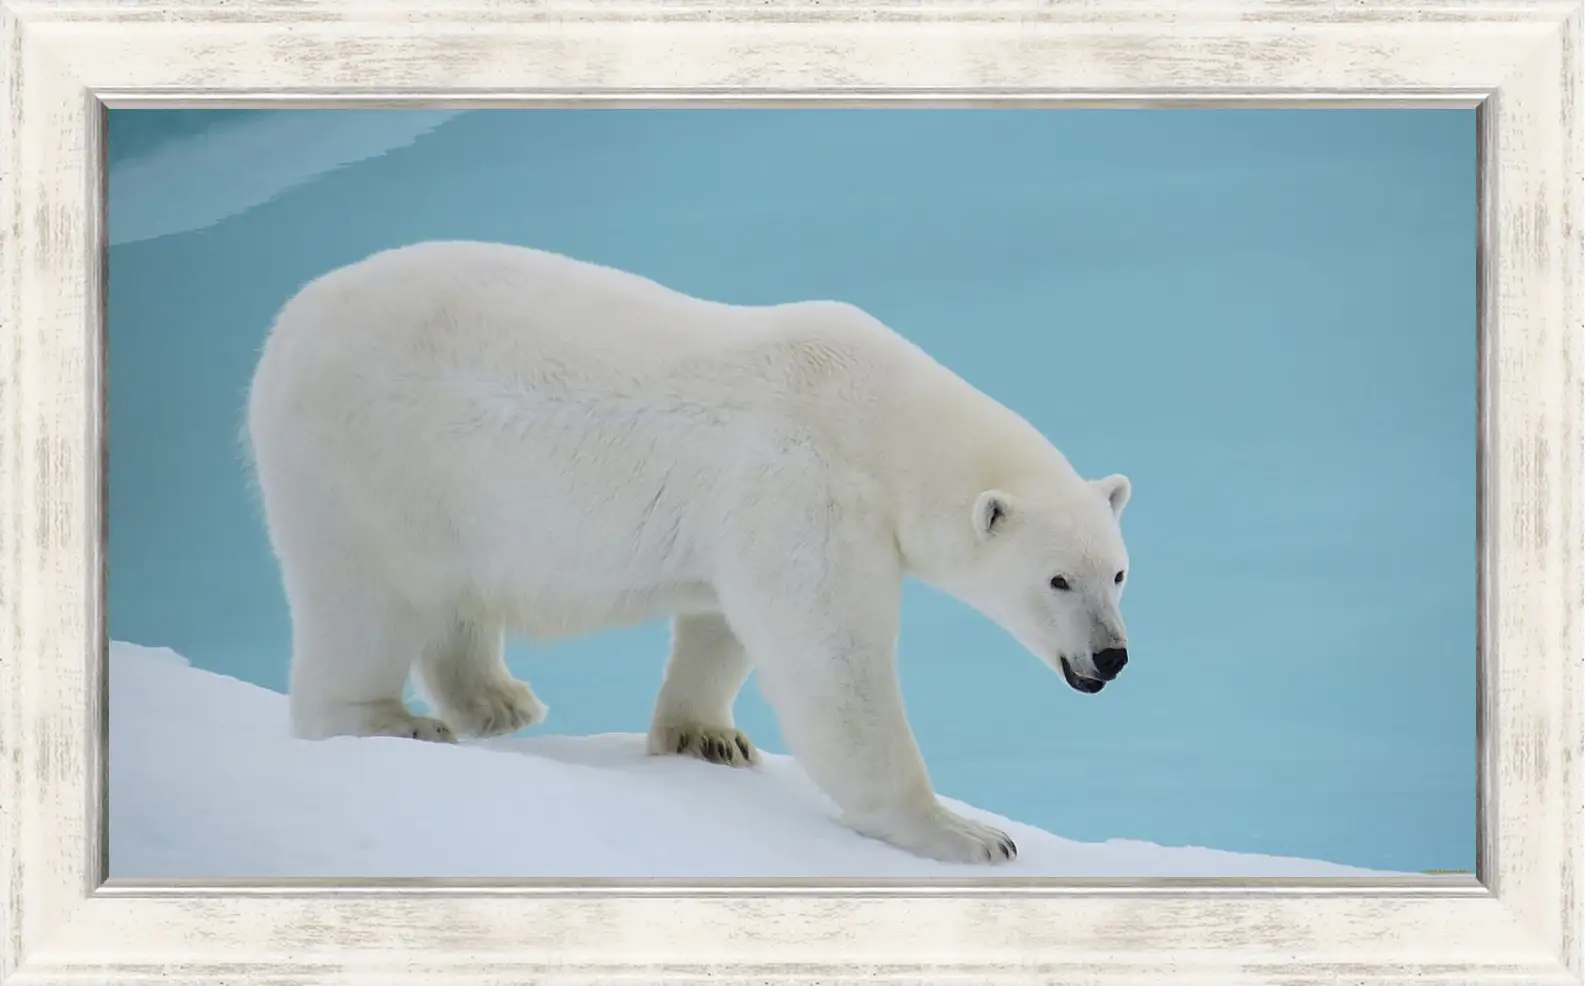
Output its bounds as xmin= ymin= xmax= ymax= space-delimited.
xmin=244 ymin=241 xmax=1133 ymax=864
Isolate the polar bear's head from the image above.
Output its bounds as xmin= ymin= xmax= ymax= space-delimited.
xmin=953 ymin=473 xmax=1132 ymax=694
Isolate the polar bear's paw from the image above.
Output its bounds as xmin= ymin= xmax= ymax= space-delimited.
xmin=447 ymin=678 xmax=549 ymax=739
xmin=364 ymin=707 xmax=459 ymax=744
xmin=647 ymin=723 xmax=760 ymax=767
xmin=855 ymin=805 xmax=1018 ymax=864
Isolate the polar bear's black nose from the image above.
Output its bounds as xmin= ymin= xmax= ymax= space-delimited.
xmin=1093 ymin=647 xmax=1128 ymax=680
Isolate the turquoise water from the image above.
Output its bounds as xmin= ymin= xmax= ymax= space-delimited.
xmin=107 ymin=108 xmax=1476 ymax=873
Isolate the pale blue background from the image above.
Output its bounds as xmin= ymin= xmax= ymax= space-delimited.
xmin=107 ymin=108 xmax=1477 ymax=873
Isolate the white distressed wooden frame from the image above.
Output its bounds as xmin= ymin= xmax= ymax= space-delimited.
xmin=1 ymin=0 xmax=1579 ymax=983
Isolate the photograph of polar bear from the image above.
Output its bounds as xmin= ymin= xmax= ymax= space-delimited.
xmin=106 ymin=108 xmax=1475 ymax=880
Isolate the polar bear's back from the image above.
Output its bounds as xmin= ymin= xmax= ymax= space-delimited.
xmin=254 ymin=240 xmax=925 ymax=410
xmin=270 ymin=241 xmax=752 ymax=375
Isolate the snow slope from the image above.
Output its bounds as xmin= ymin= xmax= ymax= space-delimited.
xmin=108 ymin=641 xmax=1393 ymax=879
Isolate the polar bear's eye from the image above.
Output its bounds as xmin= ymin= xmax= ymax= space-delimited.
xmin=1114 ymin=571 xmax=1125 ymax=585
xmin=1049 ymin=576 xmax=1072 ymax=591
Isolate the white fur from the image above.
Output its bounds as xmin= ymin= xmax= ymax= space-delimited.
xmin=244 ymin=241 xmax=1133 ymax=864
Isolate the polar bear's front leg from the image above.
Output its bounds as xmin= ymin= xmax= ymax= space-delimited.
xmin=648 ymin=613 xmax=758 ymax=766
xmin=714 ymin=513 xmax=1017 ymax=865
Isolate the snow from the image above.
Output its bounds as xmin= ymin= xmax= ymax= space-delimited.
xmin=108 ymin=640 xmax=1394 ymax=879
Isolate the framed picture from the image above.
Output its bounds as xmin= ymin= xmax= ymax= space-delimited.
xmin=2 ymin=0 xmax=1579 ymax=982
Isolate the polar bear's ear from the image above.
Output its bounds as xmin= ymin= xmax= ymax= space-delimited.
xmin=972 ymin=490 xmax=1014 ymax=540
xmin=1093 ymin=473 xmax=1132 ymax=519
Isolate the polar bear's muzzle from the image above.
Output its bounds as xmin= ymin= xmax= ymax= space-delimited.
xmin=1060 ymin=657 xmax=1107 ymax=694
xmin=1060 ymin=647 xmax=1127 ymax=694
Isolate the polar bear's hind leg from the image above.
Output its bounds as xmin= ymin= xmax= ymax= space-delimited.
xmin=284 ymin=571 xmax=458 ymax=744
xmin=415 ymin=617 xmax=548 ymax=739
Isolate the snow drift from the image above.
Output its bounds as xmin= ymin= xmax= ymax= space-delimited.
xmin=108 ymin=641 xmax=1391 ymax=879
